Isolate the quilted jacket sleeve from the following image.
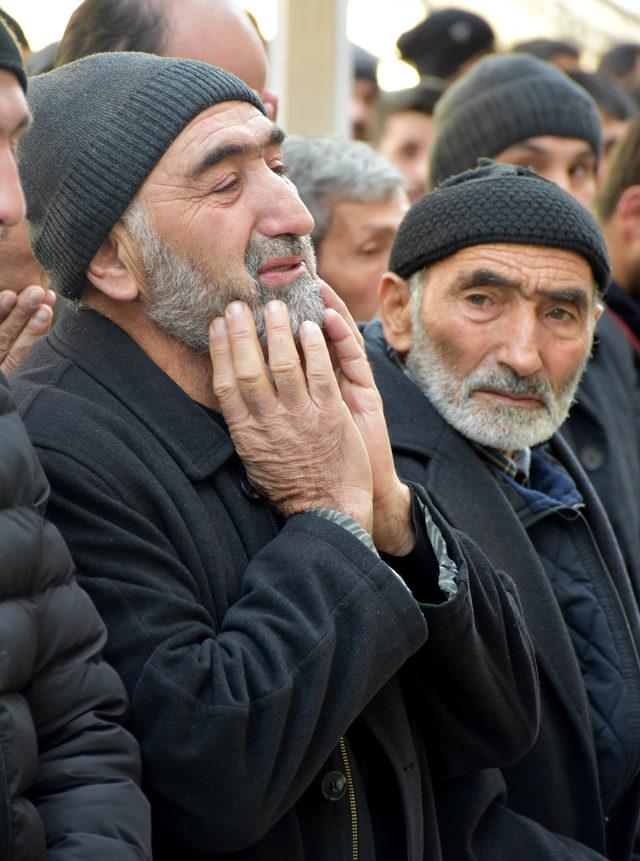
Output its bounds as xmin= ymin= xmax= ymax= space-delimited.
xmin=0 ymin=374 xmax=151 ymax=860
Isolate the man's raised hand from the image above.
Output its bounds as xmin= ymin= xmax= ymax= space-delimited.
xmin=209 ymin=299 xmax=373 ymax=533
xmin=0 ymin=286 xmax=55 ymax=375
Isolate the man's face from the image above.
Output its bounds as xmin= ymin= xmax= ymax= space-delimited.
xmin=127 ymin=101 xmax=320 ymax=351
xmin=495 ymin=136 xmax=598 ymax=211
xmin=317 ymin=190 xmax=409 ymax=322
xmin=600 ymin=112 xmax=630 ymax=182
xmin=400 ymin=243 xmax=598 ymax=452
xmin=378 ymin=111 xmax=434 ymax=203
xmin=0 ymin=69 xmax=29 ymax=236
xmin=351 ymin=78 xmax=378 ymax=141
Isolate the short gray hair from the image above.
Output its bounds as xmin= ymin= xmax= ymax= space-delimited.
xmin=282 ymin=136 xmax=406 ymax=248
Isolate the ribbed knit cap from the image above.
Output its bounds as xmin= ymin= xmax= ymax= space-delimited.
xmin=389 ymin=160 xmax=610 ymax=295
xmin=17 ymin=52 xmax=265 ymax=299
xmin=0 ymin=18 xmax=26 ymax=91
xmin=429 ymin=54 xmax=602 ymax=189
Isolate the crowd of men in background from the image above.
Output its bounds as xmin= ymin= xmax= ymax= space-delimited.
xmin=2 ymin=1 xmax=640 ymax=859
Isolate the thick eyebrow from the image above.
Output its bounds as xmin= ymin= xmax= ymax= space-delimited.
xmin=537 ymin=287 xmax=590 ymax=312
xmin=453 ymin=268 xmax=522 ymax=292
xmin=188 ymin=125 xmax=286 ymax=179
xmin=453 ymin=268 xmax=590 ymax=311
xmin=512 ymin=140 xmax=595 ymax=161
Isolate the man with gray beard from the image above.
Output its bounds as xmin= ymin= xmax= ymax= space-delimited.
xmin=365 ymin=160 xmax=640 ymax=860
xmin=10 ymin=53 xmax=541 ymax=859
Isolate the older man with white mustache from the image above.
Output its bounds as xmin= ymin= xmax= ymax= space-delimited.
xmin=366 ymin=159 xmax=640 ymax=861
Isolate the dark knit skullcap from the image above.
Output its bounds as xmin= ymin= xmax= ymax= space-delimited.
xmin=398 ymin=9 xmax=494 ymax=80
xmin=17 ymin=51 xmax=265 ymax=299
xmin=429 ymin=54 xmax=602 ymax=189
xmin=0 ymin=18 xmax=26 ymax=91
xmin=389 ymin=160 xmax=610 ymax=295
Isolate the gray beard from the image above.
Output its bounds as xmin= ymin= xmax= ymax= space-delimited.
xmin=406 ymin=294 xmax=588 ymax=451
xmin=123 ymin=203 xmax=324 ymax=353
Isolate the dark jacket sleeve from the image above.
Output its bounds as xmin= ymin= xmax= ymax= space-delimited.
xmin=387 ymin=484 xmax=540 ymax=775
xmin=0 ymin=375 xmax=151 ymax=860
xmin=434 ymin=771 xmax=609 ymax=860
xmin=34 ymin=448 xmax=429 ymax=854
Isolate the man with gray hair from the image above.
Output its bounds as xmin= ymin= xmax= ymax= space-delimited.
xmin=283 ymin=136 xmax=408 ymax=321
xmin=366 ymin=160 xmax=640 ymax=859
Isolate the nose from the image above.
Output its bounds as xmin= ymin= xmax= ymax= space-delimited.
xmin=0 ymin=144 xmax=26 ymax=228
xmin=494 ymin=307 xmax=544 ymax=378
xmin=541 ymin=165 xmax=573 ymax=198
xmin=257 ymin=167 xmax=314 ymax=239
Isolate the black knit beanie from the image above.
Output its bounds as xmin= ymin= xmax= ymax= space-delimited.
xmin=389 ymin=160 xmax=610 ymax=295
xmin=17 ymin=51 xmax=265 ymax=300
xmin=398 ymin=9 xmax=494 ymax=80
xmin=0 ymin=18 xmax=26 ymax=91
xmin=429 ymin=54 xmax=602 ymax=189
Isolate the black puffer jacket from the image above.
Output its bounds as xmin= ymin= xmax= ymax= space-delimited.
xmin=0 ymin=373 xmax=151 ymax=860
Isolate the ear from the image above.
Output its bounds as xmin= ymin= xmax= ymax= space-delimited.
xmin=378 ymin=271 xmax=413 ymax=354
xmin=614 ymin=185 xmax=640 ymax=243
xmin=86 ymin=221 xmax=145 ymax=302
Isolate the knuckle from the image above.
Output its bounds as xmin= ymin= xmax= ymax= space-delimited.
xmin=212 ymin=379 xmax=236 ymax=399
xmin=270 ymin=359 xmax=298 ymax=376
xmin=235 ymin=369 xmax=264 ymax=386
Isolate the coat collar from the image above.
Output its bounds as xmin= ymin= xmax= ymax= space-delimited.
xmin=49 ymin=305 xmax=234 ymax=480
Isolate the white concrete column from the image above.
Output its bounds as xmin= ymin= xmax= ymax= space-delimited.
xmin=272 ymin=0 xmax=350 ymax=137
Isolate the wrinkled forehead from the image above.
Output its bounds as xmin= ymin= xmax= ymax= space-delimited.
xmin=144 ymin=100 xmax=275 ymax=181
xmin=430 ymin=242 xmax=596 ymax=292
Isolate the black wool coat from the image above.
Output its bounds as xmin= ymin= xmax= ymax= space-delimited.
xmin=0 ymin=374 xmax=151 ymax=860
xmin=364 ymin=321 xmax=640 ymax=861
xmin=10 ymin=306 xmax=540 ymax=860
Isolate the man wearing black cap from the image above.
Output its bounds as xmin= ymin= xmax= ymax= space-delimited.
xmin=429 ymin=51 xmax=640 ymax=616
xmin=10 ymin=51 xmax=542 ymax=858
xmin=366 ymin=160 xmax=640 ymax=860
xmin=0 ymin=21 xmax=152 ymax=859
xmin=397 ymin=7 xmax=495 ymax=85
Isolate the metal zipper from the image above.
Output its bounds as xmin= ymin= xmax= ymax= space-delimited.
xmin=338 ymin=736 xmax=358 ymax=860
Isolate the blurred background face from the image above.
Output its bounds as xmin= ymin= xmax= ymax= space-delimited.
xmin=351 ymin=77 xmax=378 ymax=141
xmin=378 ymin=111 xmax=434 ymax=202
xmin=494 ymin=135 xmax=598 ymax=210
xmin=317 ymin=189 xmax=409 ymax=322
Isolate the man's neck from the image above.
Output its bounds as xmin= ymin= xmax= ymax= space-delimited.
xmin=84 ymin=291 xmax=219 ymax=409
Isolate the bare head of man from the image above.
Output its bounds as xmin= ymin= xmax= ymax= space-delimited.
xmin=379 ymin=162 xmax=609 ymax=454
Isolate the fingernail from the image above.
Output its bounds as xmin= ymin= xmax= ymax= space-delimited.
xmin=33 ymin=308 xmax=50 ymax=325
xmin=211 ymin=317 xmax=226 ymax=336
xmin=46 ymin=290 xmax=56 ymax=304
xmin=225 ymin=302 xmax=245 ymax=317
xmin=26 ymin=287 xmax=43 ymax=309
xmin=0 ymin=292 xmax=14 ymax=311
xmin=300 ymin=320 xmax=319 ymax=336
xmin=265 ymin=300 xmax=284 ymax=319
